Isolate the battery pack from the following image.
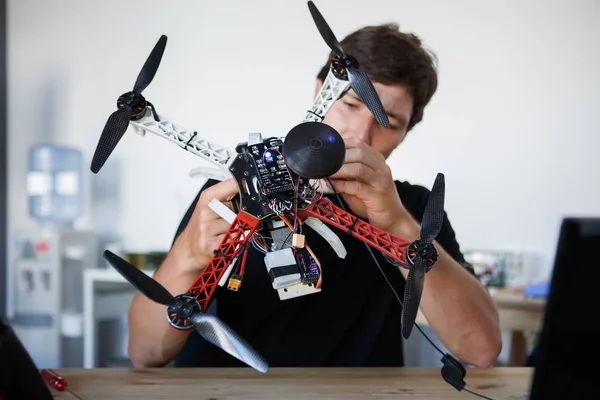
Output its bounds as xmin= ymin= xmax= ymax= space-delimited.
xmin=264 ymin=248 xmax=301 ymax=289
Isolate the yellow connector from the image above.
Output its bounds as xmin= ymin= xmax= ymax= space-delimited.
xmin=292 ymin=233 xmax=305 ymax=248
xmin=227 ymin=275 xmax=242 ymax=291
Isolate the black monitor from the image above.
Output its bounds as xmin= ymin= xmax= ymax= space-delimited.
xmin=529 ymin=217 xmax=600 ymax=399
xmin=0 ymin=319 xmax=53 ymax=399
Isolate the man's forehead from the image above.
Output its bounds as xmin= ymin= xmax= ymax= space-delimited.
xmin=346 ymin=84 xmax=413 ymax=126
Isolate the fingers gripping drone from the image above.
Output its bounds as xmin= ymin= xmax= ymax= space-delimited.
xmin=91 ymin=1 xmax=446 ymax=373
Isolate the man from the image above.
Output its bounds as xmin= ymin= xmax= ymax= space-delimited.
xmin=127 ymin=23 xmax=502 ymax=369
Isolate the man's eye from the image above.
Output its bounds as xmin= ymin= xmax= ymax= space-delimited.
xmin=343 ymin=101 xmax=358 ymax=109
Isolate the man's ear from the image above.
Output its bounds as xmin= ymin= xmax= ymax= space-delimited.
xmin=313 ymin=79 xmax=323 ymax=98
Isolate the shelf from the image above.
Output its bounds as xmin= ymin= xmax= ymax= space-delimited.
xmin=82 ymin=267 xmax=155 ymax=368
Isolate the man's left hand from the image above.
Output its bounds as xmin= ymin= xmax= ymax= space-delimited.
xmin=325 ymin=137 xmax=407 ymax=232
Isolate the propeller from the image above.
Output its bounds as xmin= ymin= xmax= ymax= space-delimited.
xmin=102 ymin=250 xmax=269 ymax=373
xmin=401 ymin=173 xmax=445 ymax=339
xmin=307 ymin=1 xmax=390 ymax=128
xmin=90 ymin=34 xmax=168 ymax=174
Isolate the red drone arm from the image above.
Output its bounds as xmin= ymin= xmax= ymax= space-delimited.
xmin=184 ymin=211 xmax=262 ymax=312
xmin=298 ymin=197 xmax=411 ymax=266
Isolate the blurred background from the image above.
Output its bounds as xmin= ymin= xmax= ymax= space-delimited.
xmin=1 ymin=0 xmax=599 ymax=369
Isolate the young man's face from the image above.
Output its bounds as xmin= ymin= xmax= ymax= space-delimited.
xmin=316 ymin=80 xmax=414 ymax=159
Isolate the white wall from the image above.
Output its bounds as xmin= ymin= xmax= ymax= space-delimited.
xmin=7 ymin=0 xmax=600 ymax=280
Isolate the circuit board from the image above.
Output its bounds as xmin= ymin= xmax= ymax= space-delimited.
xmin=230 ymin=136 xmax=316 ymax=220
xmin=248 ymin=139 xmax=294 ymax=196
xmin=295 ymin=248 xmax=320 ymax=285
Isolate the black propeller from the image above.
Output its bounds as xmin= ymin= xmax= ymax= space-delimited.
xmin=307 ymin=1 xmax=390 ymax=128
xmin=102 ymin=250 xmax=269 ymax=373
xmin=90 ymin=34 xmax=168 ymax=174
xmin=401 ymin=173 xmax=445 ymax=339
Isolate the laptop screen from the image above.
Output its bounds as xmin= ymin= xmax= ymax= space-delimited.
xmin=0 ymin=319 xmax=54 ymax=400
xmin=529 ymin=217 xmax=600 ymax=399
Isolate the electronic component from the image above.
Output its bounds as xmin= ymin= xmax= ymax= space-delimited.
xmin=264 ymin=248 xmax=301 ymax=289
xmin=250 ymin=139 xmax=294 ymax=196
xmin=227 ymin=275 xmax=242 ymax=291
xmin=268 ymin=225 xmax=294 ymax=252
xmin=292 ymin=234 xmax=305 ymax=248
xmin=294 ymin=248 xmax=320 ymax=285
xmin=230 ymin=137 xmax=302 ymax=219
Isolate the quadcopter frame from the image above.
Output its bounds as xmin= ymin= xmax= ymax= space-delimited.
xmin=123 ymin=64 xmax=422 ymax=317
xmin=92 ymin=0 xmax=446 ymax=372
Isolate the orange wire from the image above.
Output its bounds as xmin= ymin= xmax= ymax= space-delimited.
xmin=279 ymin=215 xmax=295 ymax=231
xmin=305 ymin=244 xmax=322 ymax=289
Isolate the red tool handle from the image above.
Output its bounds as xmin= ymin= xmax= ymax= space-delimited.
xmin=41 ymin=368 xmax=68 ymax=391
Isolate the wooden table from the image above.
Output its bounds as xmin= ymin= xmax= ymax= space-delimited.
xmin=491 ymin=288 xmax=546 ymax=366
xmin=416 ymin=288 xmax=546 ymax=366
xmin=48 ymin=367 xmax=534 ymax=399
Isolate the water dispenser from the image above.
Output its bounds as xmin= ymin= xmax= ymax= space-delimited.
xmin=10 ymin=144 xmax=98 ymax=368
xmin=27 ymin=144 xmax=84 ymax=225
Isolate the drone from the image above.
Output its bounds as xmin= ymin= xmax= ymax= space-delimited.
xmin=90 ymin=1 xmax=445 ymax=374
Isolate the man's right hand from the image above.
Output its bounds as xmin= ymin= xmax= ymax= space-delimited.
xmin=127 ymin=177 xmax=240 ymax=368
xmin=173 ymin=177 xmax=240 ymax=273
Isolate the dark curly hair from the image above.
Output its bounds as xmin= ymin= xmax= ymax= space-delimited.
xmin=317 ymin=23 xmax=438 ymax=132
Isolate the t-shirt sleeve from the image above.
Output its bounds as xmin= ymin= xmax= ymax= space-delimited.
xmin=436 ymin=210 xmax=476 ymax=275
xmin=396 ymin=181 xmax=475 ymax=276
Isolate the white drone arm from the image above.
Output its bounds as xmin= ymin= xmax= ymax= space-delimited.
xmin=189 ymin=132 xmax=264 ymax=181
xmin=271 ymin=68 xmax=351 ymax=301
xmin=303 ymin=68 xmax=349 ymax=123
xmin=303 ymin=67 xmax=350 ymax=260
xmin=129 ymin=108 xmax=237 ymax=174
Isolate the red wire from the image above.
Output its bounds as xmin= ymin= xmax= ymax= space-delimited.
xmin=239 ymin=247 xmax=249 ymax=276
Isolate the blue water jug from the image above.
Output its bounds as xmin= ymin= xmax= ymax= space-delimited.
xmin=27 ymin=144 xmax=84 ymax=224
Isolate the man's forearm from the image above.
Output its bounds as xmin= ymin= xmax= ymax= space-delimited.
xmin=127 ymin=243 xmax=202 ymax=368
xmin=391 ymin=213 xmax=502 ymax=367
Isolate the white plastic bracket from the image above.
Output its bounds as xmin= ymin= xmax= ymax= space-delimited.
xmin=218 ymin=256 xmax=238 ymax=287
xmin=247 ymin=132 xmax=263 ymax=145
xmin=304 ymin=217 xmax=347 ymax=259
xmin=188 ymin=166 xmax=231 ymax=181
xmin=208 ymin=198 xmax=237 ymax=225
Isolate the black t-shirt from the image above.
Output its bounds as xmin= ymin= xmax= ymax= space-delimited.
xmin=170 ymin=178 xmax=471 ymax=368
